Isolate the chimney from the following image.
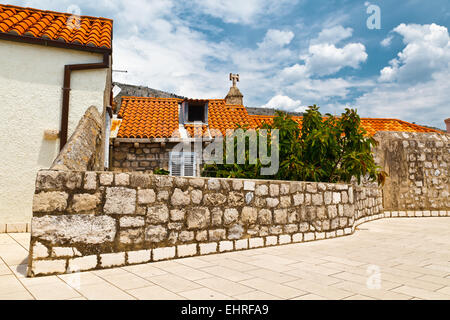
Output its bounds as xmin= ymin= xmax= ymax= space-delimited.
xmin=445 ymin=118 xmax=450 ymax=133
xmin=225 ymin=73 xmax=243 ymax=105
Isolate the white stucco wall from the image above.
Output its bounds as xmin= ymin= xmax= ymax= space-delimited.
xmin=0 ymin=40 xmax=109 ymax=224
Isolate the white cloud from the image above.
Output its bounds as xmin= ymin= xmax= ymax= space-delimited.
xmin=191 ymin=0 xmax=298 ymax=25
xmin=310 ymin=25 xmax=353 ymax=45
xmin=356 ymin=23 xmax=450 ymax=128
xmin=260 ymin=95 xmax=306 ymax=112
xmin=380 ymin=35 xmax=393 ymax=47
xmin=258 ymin=29 xmax=294 ymax=49
xmin=379 ymin=23 xmax=450 ymax=83
xmin=302 ymin=42 xmax=368 ymax=76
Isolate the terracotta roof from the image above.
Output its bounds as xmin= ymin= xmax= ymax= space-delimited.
xmin=250 ymin=115 xmax=441 ymax=136
xmin=117 ymin=97 xmax=256 ymax=139
xmin=0 ymin=4 xmax=112 ymax=49
xmin=118 ymin=97 xmax=183 ymax=139
xmin=116 ymin=97 xmax=441 ymax=139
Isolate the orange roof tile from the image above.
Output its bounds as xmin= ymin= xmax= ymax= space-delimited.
xmin=117 ymin=97 xmax=257 ymax=139
xmin=0 ymin=4 xmax=112 ymax=49
xmin=249 ymin=115 xmax=441 ymax=136
xmin=117 ymin=97 xmax=441 ymax=139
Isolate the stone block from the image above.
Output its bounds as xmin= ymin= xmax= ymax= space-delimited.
xmin=119 ymin=229 xmax=144 ymax=245
xmin=219 ymin=241 xmax=234 ymax=252
xmin=72 ymin=194 xmax=99 ymax=213
xmin=145 ymin=225 xmax=167 ymax=242
xmin=99 ymin=173 xmax=114 ymax=186
xmin=279 ymin=234 xmax=291 ymax=244
xmin=6 ymin=223 xmax=27 ymax=233
xmin=273 ymin=209 xmax=288 ymax=224
xmin=52 ymin=247 xmax=81 ymax=258
xmin=32 ymin=242 xmax=49 ymax=259
xmin=304 ymin=232 xmax=315 ymax=241
xmin=269 ymin=184 xmax=279 ymax=197
xmin=104 ymin=187 xmax=136 ymax=215
xmin=200 ymin=243 xmax=217 ymax=255
xmin=101 ymin=252 xmax=125 ymax=268
xmin=232 ymin=180 xmax=243 ymax=190
xmin=187 ymin=207 xmax=210 ymax=229
xmin=171 ymin=188 xmax=191 ymax=206
xmin=244 ymin=181 xmax=255 ymax=191
xmin=147 ymin=204 xmax=169 ymax=224
xmin=315 ymin=232 xmax=325 ymax=240
xmin=196 ymin=230 xmax=208 ymax=242
xmin=266 ymin=198 xmax=279 ymax=208
xmin=292 ymin=233 xmax=303 ymax=242
xmin=178 ymin=244 xmax=197 ymax=257
xmin=235 ymin=239 xmax=248 ymax=250
xmin=127 ymin=250 xmax=151 ymax=264
xmin=207 ymin=179 xmax=221 ymax=190
xmin=138 ymin=189 xmax=156 ymax=204
xmin=203 ymin=193 xmax=227 ymax=206
xmin=293 ymin=193 xmax=304 ymax=205
xmin=170 ymin=209 xmax=185 ymax=222
xmin=241 ymin=207 xmax=258 ymax=224
xmin=32 ymin=215 xmax=116 ymax=244
xmin=84 ymin=172 xmax=97 ymax=190
xmin=224 ymin=208 xmax=239 ymax=225
xmin=32 ymin=260 xmax=66 ymax=276
xmin=258 ymin=209 xmax=272 ymax=225
xmin=266 ymin=236 xmax=278 ymax=246
xmin=153 ymin=247 xmax=176 ymax=261
xmin=211 ymin=208 xmax=223 ymax=226
xmin=227 ymin=224 xmax=244 ymax=240
xmin=179 ymin=231 xmax=195 ymax=242
xmin=191 ymin=190 xmax=203 ymax=204
xmin=255 ymin=185 xmax=268 ymax=196
xmin=68 ymin=255 xmax=98 ymax=272
xmin=120 ymin=216 xmax=145 ymax=228
xmin=249 ymin=237 xmax=264 ymax=248
xmin=33 ymin=192 xmax=68 ymax=213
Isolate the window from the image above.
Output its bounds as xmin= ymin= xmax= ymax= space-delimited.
xmin=181 ymin=100 xmax=208 ymax=124
xmin=169 ymin=152 xmax=196 ymax=177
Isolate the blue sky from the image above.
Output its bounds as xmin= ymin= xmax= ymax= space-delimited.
xmin=5 ymin=0 xmax=450 ymax=128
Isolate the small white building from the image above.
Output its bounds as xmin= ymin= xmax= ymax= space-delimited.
xmin=0 ymin=4 xmax=113 ymax=229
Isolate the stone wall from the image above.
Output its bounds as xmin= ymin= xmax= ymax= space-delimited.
xmin=111 ymin=142 xmax=170 ymax=172
xmin=28 ymin=171 xmax=382 ymax=277
xmin=373 ymin=132 xmax=449 ymax=211
xmin=51 ymin=106 xmax=104 ymax=172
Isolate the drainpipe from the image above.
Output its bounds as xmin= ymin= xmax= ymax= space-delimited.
xmin=60 ymin=52 xmax=110 ymax=150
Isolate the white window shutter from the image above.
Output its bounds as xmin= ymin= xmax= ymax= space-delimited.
xmin=169 ymin=152 xmax=182 ymax=176
xmin=169 ymin=152 xmax=196 ymax=177
xmin=183 ymin=152 xmax=196 ymax=177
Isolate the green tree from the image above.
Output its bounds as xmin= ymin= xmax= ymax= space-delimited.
xmin=203 ymin=105 xmax=386 ymax=185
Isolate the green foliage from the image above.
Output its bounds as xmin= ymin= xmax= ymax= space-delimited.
xmin=153 ymin=168 xmax=170 ymax=176
xmin=203 ymin=105 xmax=387 ymax=185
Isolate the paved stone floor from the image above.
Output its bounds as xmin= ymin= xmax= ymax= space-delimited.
xmin=1 ymin=217 xmax=450 ymax=300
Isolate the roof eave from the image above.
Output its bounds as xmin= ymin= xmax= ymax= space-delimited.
xmin=0 ymin=32 xmax=112 ymax=54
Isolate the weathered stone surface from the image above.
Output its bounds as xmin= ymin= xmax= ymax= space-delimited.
xmin=36 ymin=171 xmax=83 ymax=191
xmin=171 ymin=188 xmax=191 ymax=206
xmin=245 ymin=192 xmax=254 ymax=205
xmin=241 ymin=207 xmax=257 ymax=224
xmin=33 ymin=192 xmax=68 ymax=212
xmin=32 ymin=215 xmax=116 ymax=244
xmin=189 ymin=178 xmax=205 ymax=188
xmin=232 ymin=180 xmax=243 ymax=190
xmin=203 ymin=193 xmax=227 ymax=206
xmin=104 ymin=187 xmax=136 ymax=215
xmin=145 ymin=225 xmax=167 ymax=242
xmin=227 ymin=224 xmax=244 ymax=240
xmin=228 ymin=192 xmax=244 ymax=206
xmin=244 ymin=181 xmax=255 ymax=191
xmin=99 ymin=173 xmax=114 ymax=186
xmin=312 ymin=194 xmax=323 ymax=206
xmin=130 ymin=172 xmax=151 ymax=188
xmin=115 ymin=173 xmax=130 ymax=186
xmin=187 ymin=207 xmax=210 ymax=229
xmin=170 ymin=209 xmax=185 ymax=222
xmin=280 ymin=196 xmax=291 ymax=208
xmin=224 ymin=208 xmax=239 ymax=225
xmin=72 ymin=194 xmax=99 ymax=213
xmin=32 ymin=260 xmax=67 ymax=276
xmin=258 ymin=209 xmax=272 ymax=225
xmin=190 ymin=190 xmax=203 ymax=205
xmin=207 ymin=179 xmax=221 ymax=190
xmin=158 ymin=190 xmax=170 ymax=201
xmin=273 ymin=209 xmax=288 ymax=224
xmin=266 ymin=198 xmax=279 ymax=208
xmin=269 ymin=184 xmax=279 ymax=197
xmin=120 ymin=216 xmax=145 ymax=228
xmin=209 ymin=229 xmax=226 ymax=241
xmin=293 ymin=193 xmax=304 ymax=206
xmin=84 ymin=172 xmax=97 ymax=190
xmin=179 ymin=231 xmax=194 ymax=242
xmin=196 ymin=230 xmax=208 ymax=241
xmin=147 ymin=204 xmax=169 ymax=224
xmin=211 ymin=208 xmax=223 ymax=226
xmin=255 ymin=185 xmax=268 ymax=196
xmin=32 ymin=242 xmax=49 ymax=259
xmin=280 ymin=184 xmax=290 ymax=195
xmin=138 ymin=189 xmax=156 ymax=204
xmin=120 ymin=228 xmax=144 ymax=244
xmin=52 ymin=247 xmax=81 ymax=258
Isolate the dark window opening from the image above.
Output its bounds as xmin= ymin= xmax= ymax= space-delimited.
xmin=187 ymin=102 xmax=206 ymax=122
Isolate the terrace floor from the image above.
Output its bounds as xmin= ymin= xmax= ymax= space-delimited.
xmin=1 ymin=218 xmax=450 ymax=300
